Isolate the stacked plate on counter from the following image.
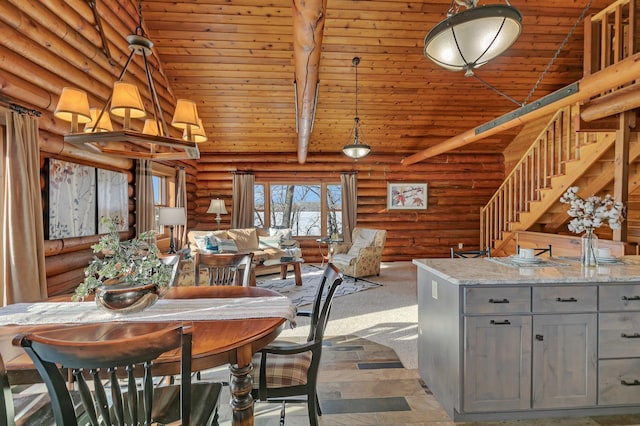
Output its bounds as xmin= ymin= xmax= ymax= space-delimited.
xmin=596 ymin=255 xmax=621 ymax=264
xmin=509 ymin=255 xmax=544 ymax=265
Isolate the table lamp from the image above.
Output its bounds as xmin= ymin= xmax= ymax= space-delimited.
xmin=158 ymin=207 xmax=186 ymax=254
xmin=207 ymin=198 xmax=228 ymax=230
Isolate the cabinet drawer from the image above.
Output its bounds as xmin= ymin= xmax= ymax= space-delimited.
xmin=464 ymin=287 xmax=530 ymax=314
xmin=600 ymin=285 xmax=640 ymax=311
xmin=599 ymin=313 xmax=640 ymax=358
xmin=599 ymin=359 xmax=640 ymax=405
xmin=532 ymin=286 xmax=597 ymax=313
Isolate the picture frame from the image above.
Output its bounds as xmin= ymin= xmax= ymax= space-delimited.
xmin=387 ymin=182 xmax=427 ymax=210
xmin=47 ymin=158 xmax=97 ymax=239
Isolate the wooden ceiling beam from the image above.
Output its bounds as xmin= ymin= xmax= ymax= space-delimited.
xmin=293 ymin=0 xmax=327 ymax=164
xmin=402 ymin=52 xmax=640 ymax=166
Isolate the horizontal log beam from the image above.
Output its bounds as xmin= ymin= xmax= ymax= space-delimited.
xmin=402 ymin=52 xmax=640 ymax=165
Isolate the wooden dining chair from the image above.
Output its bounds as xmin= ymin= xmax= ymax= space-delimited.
xmin=451 ymin=247 xmax=491 ymax=258
xmin=251 ymin=263 xmax=344 ymax=426
xmin=13 ymin=322 xmax=221 ymax=426
xmin=195 ymin=252 xmax=254 ymax=286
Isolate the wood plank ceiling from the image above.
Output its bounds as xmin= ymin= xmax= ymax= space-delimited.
xmin=140 ymin=0 xmax=615 ymax=162
xmin=6 ymin=0 xmax=617 ymax=163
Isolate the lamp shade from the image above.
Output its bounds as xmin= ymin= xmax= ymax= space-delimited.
xmin=424 ymin=4 xmax=522 ymax=74
xmin=84 ymin=108 xmax=113 ymax=132
xmin=184 ymin=118 xmax=207 ymax=143
xmin=142 ymin=119 xmax=160 ymax=136
xmin=54 ymin=87 xmax=92 ymax=124
xmin=343 ymin=143 xmax=371 ymax=159
xmin=110 ymin=82 xmax=146 ymax=119
xmin=207 ymin=199 xmax=228 ymax=215
xmin=171 ymin=99 xmax=200 ymax=129
xmin=158 ymin=207 xmax=186 ymax=226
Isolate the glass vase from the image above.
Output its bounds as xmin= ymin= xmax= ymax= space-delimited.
xmin=581 ymin=228 xmax=598 ymax=267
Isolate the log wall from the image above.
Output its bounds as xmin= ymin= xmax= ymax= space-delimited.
xmin=191 ymin=152 xmax=505 ymax=263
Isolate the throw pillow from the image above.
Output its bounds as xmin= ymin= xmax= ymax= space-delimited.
xmin=269 ymin=227 xmax=292 ymax=241
xmin=259 ymin=235 xmax=281 ymax=250
xmin=227 ymin=228 xmax=258 ymax=251
xmin=193 ymin=233 xmax=214 ymax=251
xmin=218 ymin=239 xmax=239 ymax=253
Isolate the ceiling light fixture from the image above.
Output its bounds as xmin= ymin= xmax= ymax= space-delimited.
xmin=54 ymin=1 xmax=202 ymax=160
xmin=424 ymin=0 xmax=522 ymax=77
xmin=342 ymin=57 xmax=371 ymax=160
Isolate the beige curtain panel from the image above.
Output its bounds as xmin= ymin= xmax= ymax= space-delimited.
xmin=232 ymin=173 xmax=255 ymax=229
xmin=341 ymin=172 xmax=358 ymax=244
xmin=176 ymin=167 xmax=187 ymax=249
xmin=1 ymin=109 xmax=47 ymax=304
xmin=136 ymin=159 xmax=156 ymax=236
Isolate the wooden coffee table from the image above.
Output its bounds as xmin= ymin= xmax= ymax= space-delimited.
xmin=250 ymin=258 xmax=304 ymax=287
xmin=279 ymin=258 xmax=304 ymax=286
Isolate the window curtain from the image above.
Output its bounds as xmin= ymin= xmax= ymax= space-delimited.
xmin=231 ymin=173 xmax=254 ymax=229
xmin=175 ymin=167 xmax=187 ymax=249
xmin=1 ymin=109 xmax=47 ymax=304
xmin=135 ymin=159 xmax=156 ymax=236
xmin=341 ymin=172 xmax=358 ymax=244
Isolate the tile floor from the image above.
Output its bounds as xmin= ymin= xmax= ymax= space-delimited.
xmin=208 ymin=333 xmax=640 ymax=426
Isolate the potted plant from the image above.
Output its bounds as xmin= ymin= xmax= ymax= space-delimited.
xmin=73 ymin=218 xmax=174 ymax=313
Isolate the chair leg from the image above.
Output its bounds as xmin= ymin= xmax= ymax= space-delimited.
xmin=316 ymin=393 xmax=322 ymax=415
xmin=279 ymin=401 xmax=286 ymax=426
xmin=308 ymin=390 xmax=319 ymax=426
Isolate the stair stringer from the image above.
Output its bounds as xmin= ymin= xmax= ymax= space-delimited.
xmin=510 ymin=131 xmax=617 ymax=232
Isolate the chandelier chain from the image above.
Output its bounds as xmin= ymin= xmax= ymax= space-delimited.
xmin=523 ymin=0 xmax=593 ymax=105
xmin=136 ymin=0 xmax=145 ymax=36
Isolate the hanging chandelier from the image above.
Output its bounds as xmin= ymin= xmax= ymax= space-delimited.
xmin=424 ymin=0 xmax=522 ymax=76
xmin=53 ymin=1 xmax=205 ymax=160
xmin=342 ymin=57 xmax=371 ymax=160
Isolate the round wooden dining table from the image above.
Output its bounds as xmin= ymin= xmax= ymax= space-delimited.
xmin=0 ymin=285 xmax=288 ymax=426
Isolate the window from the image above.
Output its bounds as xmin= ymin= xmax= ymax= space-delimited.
xmin=151 ymin=163 xmax=176 ymax=236
xmin=254 ymin=182 xmax=342 ymax=238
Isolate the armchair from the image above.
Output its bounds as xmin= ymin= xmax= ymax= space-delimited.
xmin=331 ymin=228 xmax=386 ymax=280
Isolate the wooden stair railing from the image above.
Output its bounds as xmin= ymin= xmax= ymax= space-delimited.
xmin=480 ymin=104 xmax=614 ymax=250
xmin=584 ymin=0 xmax=638 ymax=80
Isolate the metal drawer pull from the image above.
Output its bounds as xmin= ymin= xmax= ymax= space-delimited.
xmin=555 ymin=297 xmax=577 ymax=302
xmin=490 ymin=320 xmax=511 ymax=325
xmin=621 ymin=296 xmax=640 ymax=301
xmin=621 ymin=333 xmax=640 ymax=339
xmin=535 ymin=334 xmax=544 ymax=341
xmin=488 ymin=298 xmax=510 ymax=304
xmin=621 ymin=379 xmax=640 ymax=386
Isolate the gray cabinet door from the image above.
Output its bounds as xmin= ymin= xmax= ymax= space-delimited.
xmin=532 ymin=314 xmax=597 ymax=409
xmin=464 ymin=315 xmax=532 ymax=412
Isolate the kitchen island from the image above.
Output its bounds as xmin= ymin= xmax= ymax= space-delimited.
xmin=414 ymin=257 xmax=640 ymax=422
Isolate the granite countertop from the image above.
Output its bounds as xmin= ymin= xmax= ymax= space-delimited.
xmin=412 ymin=256 xmax=640 ymax=285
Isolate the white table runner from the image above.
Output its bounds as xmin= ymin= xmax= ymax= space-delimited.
xmin=0 ymin=297 xmax=297 ymax=326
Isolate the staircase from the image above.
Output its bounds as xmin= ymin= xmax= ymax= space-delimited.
xmin=480 ymin=106 xmax=616 ymax=252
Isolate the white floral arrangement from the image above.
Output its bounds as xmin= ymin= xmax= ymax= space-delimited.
xmin=559 ymin=186 xmax=624 ymax=233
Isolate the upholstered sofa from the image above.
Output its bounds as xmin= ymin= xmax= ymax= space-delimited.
xmin=176 ymin=228 xmax=302 ymax=286
xmin=331 ymin=228 xmax=387 ymax=280
xmin=187 ymin=227 xmax=301 ymax=267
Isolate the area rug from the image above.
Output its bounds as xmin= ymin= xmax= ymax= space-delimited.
xmin=256 ymin=265 xmax=382 ymax=307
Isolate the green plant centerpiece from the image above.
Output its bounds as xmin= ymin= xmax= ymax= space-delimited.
xmin=74 ymin=218 xmax=174 ymax=313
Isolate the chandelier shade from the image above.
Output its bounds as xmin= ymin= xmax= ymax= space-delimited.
xmin=424 ymin=4 xmax=522 ymax=75
xmin=84 ymin=108 xmax=114 ymax=133
xmin=185 ymin=119 xmax=207 ymax=143
xmin=53 ymin=1 xmax=202 ymax=160
xmin=342 ymin=57 xmax=371 ymax=160
xmin=54 ymin=87 xmax=92 ymax=133
xmin=110 ymin=82 xmax=145 ymax=126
